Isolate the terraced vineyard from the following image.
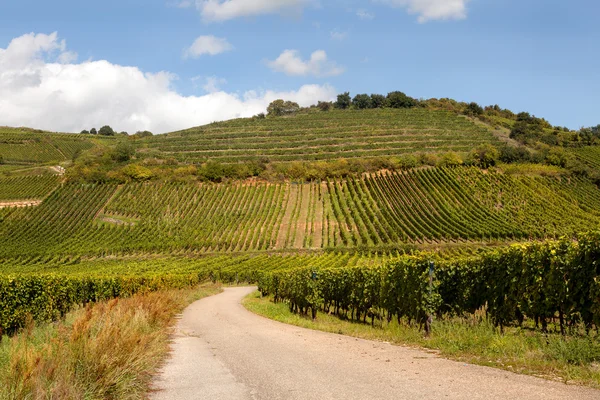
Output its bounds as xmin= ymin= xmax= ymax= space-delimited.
xmin=137 ymin=109 xmax=501 ymax=163
xmin=571 ymin=146 xmax=600 ymax=169
xmin=0 ymin=128 xmax=108 ymax=164
xmin=1 ymin=167 xmax=599 ymax=260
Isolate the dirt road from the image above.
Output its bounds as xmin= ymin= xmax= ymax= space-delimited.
xmin=151 ymin=287 xmax=599 ymax=400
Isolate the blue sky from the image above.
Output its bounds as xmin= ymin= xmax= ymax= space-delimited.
xmin=0 ymin=0 xmax=598 ymax=133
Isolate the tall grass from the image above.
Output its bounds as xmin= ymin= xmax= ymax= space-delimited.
xmin=0 ymin=284 xmax=221 ymax=400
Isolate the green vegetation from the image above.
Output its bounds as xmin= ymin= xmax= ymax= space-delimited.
xmin=0 ymin=175 xmax=61 ymax=201
xmin=136 ymin=109 xmax=501 ymax=164
xmin=1 ymin=168 xmax=599 ymax=259
xmin=258 ymin=232 xmax=600 ymax=333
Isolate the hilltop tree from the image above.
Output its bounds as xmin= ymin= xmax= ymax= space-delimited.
xmin=335 ymin=92 xmax=351 ymax=109
xmin=352 ymin=94 xmax=372 ymax=109
xmin=370 ymin=94 xmax=386 ymax=108
xmin=90 ymin=128 xmax=97 ymax=135
xmin=465 ymin=102 xmax=484 ymax=116
xmin=386 ymin=91 xmax=417 ymax=108
xmin=80 ymin=129 xmax=89 ymax=134
xmin=99 ymin=125 xmax=115 ymax=136
xmin=267 ymin=99 xmax=300 ymax=117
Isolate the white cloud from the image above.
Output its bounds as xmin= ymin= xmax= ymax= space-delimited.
xmin=356 ymin=10 xmax=375 ymax=20
xmin=193 ymin=75 xmax=228 ymax=93
xmin=0 ymin=32 xmax=336 ymax=134
xmin=330 ymin=29 xmax=348 ymax=41
xmin=267 ymin=50 xmax=344 ymax=77
xmin=378 ymin=0 xmax=470 ymax=22
xmin=183 ymin=35 xmax=233 ymax=59
xmin=196 ymin=0 xmax=309 ymax=22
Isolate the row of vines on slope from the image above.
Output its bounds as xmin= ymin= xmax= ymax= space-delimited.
xmin=258 ymin=232 xmax=600 ymax=334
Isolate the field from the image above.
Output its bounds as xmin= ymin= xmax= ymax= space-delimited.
xmin=571 ymin=146 xmax=600 ymax=169
xmin=0 ymin=127 xmax=114 ymax=165
xmin=0 ymin=167 xmax=599 ymax=261
xmin=137 ymin=109 xmax=502 ymax=163
xmin=1 ymin=108 xmax=600 ymax=394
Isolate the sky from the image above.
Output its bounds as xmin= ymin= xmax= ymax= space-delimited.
xmin=0 ymin=0 xmax=598 ymax=134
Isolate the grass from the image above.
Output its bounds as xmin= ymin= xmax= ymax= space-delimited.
xmin=0 ymin=284 xmax=221 ymax=400
xmin=243 ymin=291 xmax=600 ymax=389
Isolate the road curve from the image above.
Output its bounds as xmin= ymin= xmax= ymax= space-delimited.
xmin=151 ymin=287 xmax=600 ymax=400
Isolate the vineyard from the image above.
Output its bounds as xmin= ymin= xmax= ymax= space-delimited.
xmin=258 ymin=231 xmax=600 ymax=333
xmin=0 ymin=167 xmax=599 ymax=260
xmin=0 ymin=128 xmax=110 ymax=164
xmin=0 ymin=174 xmax=61 ymax=201
xmin=571 ymin=146 xmax=600 ymax=169
xmin=137 ymin=109 xmax=501 ymax=163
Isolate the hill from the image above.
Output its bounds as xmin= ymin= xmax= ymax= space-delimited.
xmin=137 ymin=109 xmax=501 ymax=164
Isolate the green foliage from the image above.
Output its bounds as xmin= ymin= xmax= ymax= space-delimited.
xmin=370 ymin=94 xmax=386 ymax=108
xmin=133 ymin=130 xmax=153 ymax=138
xmin=259 ymin=232 xmax=600 ymax=333
xmin=352 ymin=93 xmax=372 ymax=109
xmin=80 ymin=130 xmax=90 ymax=134
xmin=90 ymin=128 xmax=97 ymax=135
xmin=98 ymin=125 xmax=115 ymax=136
xmin=465 ymin=102 xmax=484 ymax=116
xmin=267 ymin=99 xmax=300 ymax=117
xmin=0 ymin=274 xmax=203 ymax=336
xmin=111 ymin=142 xmax=134 ymax=162
xmin=335 ymin=92 xmax=351 ymax=109
xmin=0 ymin=175 xmax=60 ymax=201
xmin=469 ymin=144 xmax=499 ymax=168
xmin=121 ymin=164 xmax=154 ymax=181
xmin=386 ymin=91 xmax=418 ymax=108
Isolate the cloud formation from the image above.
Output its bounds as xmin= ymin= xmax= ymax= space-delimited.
xmin=267 ymin=50 xmax=344 ymax=77
xmin=378 ymin=0 xmax=470 ymax=22
xmin=0 ymin=32 xmax=336 ymax=134
xmin=196 ymin=0 xmax=309 ymax=22
xmin=183 ymin=35 xmax=233 ymax=59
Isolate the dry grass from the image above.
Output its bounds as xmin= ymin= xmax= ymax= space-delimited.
xmin=0 ymin=284 xmax=221 ymax=400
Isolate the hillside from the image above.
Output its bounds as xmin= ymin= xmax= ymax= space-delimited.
xmin=0 ymin=127 xmax=116 ymax=167
xmin=137 ymin=109 xmax=501 ymax=163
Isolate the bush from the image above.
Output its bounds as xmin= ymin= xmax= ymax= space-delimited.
xmin=352 ymin=94 xmax=373 ymax=109
xmin=470 ymin=144 xmax=500 ymax=168
xmin=111 ymin=142 xmax=135 ymax=162
xmin=370 ymin=94 xmax=387 ymax=108
xmin=98 ymin=126 xmax=115 ymax=136
xmin=335 ymin=92 xmax=352 ymax=109
xmin=267 ymin=100 xmax=300 ymax=117
xmin=317 ymin=101 xmax=332 ymax=112
xmin=386 ymin=91 xmax=418 ymax=108
xmin=121 ymin=164 xmax=154 ymax=181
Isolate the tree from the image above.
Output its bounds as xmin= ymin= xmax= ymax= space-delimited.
xmin=386 ymin=91 xmax=417 ymax=108
xmin=335 ymin=92 xmax=351 ymax=109
xmin=98 ymin=125 xmax=115 ymax=136
xmin=352 ymin=94 xmax=372 ymax=109
xmin=370 ymin=94 xmax=386 ymax=108
xmin=80 ymin=129 xmax=90 ymax=134
xmin=111 ymin=142 xmax=135 ymax=162
xmin=470 ymin=144 xmax=499 ymax=168
xmin=267 ymin=99 xmax=300 ymax=117
xmin=465 ymin=102 xmax=484 ymax=116
xmin=90 ymin=128 xmax=97 ymax=135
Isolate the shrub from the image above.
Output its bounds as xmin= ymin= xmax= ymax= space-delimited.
xmin=386 ymin=91 xmax=418 ymax=108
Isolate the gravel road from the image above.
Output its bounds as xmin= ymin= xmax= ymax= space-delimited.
xmin=151 ymin=287 xmax=600 ymax=400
